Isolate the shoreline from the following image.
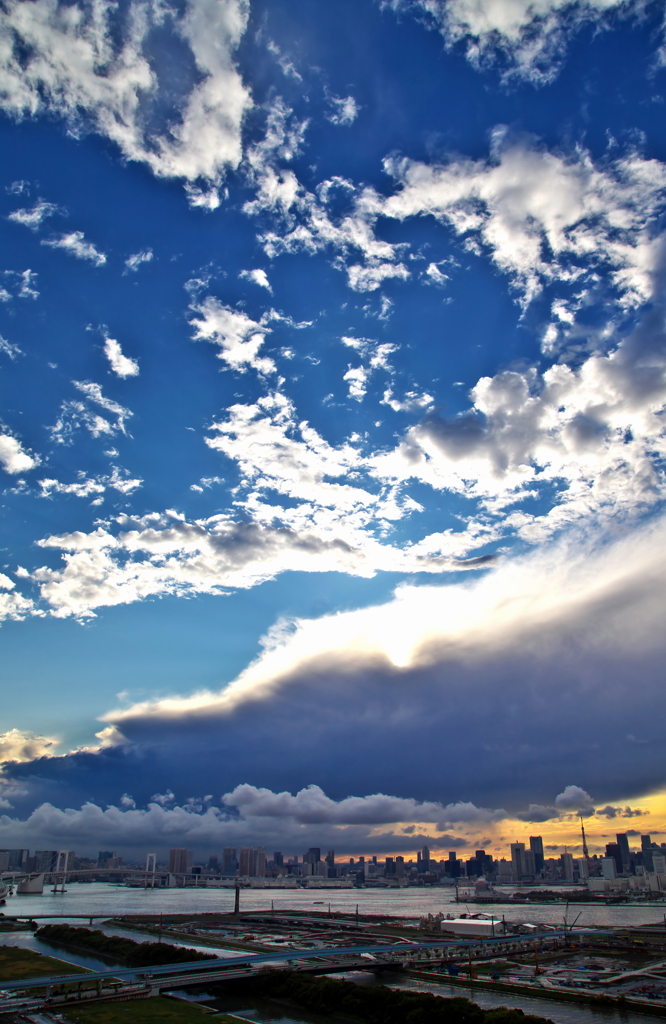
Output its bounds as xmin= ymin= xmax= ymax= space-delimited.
xmin=404 ymin=968 xmax=666 ymax=1018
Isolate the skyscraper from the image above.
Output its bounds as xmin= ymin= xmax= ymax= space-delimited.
xmin=561 ymin=852 xmax=574 ymax=881
xmin=642 ymin=835 xmax=654 ymax=872
xmin=510 ymin=842 xmax=526 ymax=880
xmin=222 ymin=847 xmax=237 ymax=875
xmin=616 ymin=833 xmax=630 ymax=873
xmin=168 ymin=849 xmax=192 ymax=874
xmin=529 ymin=836 xmax=544 ymax=873
xmin=239 ymin=848 xmax=254 ymax=876
xmin=605 ymin=842 xmax=623 ymax=875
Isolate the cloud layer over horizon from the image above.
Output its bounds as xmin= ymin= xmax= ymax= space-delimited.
xmin=4 ymin=515 xmax=666 ymax=830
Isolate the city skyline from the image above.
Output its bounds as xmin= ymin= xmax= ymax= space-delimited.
xmin=4 ymin=829 xmax=663 ymax=880
xmin=1 ymin=0 xmax=666 ymax=853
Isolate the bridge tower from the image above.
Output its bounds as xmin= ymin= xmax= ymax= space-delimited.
xmin=145 ymin=852 xmax=157 ymax=888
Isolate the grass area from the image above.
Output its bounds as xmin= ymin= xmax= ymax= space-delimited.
xmin=63 ymin=996 xmax=244 ymax=1022
xmin=0 ymin=944 xmax=89 ymax=982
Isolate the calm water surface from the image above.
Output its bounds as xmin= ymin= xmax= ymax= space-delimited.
xmin=2 ymin=882 xmax=665 ymax=928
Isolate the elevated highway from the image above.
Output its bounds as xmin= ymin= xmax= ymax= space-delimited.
xmin=0 ymin=928 xmax=590 ymax=1014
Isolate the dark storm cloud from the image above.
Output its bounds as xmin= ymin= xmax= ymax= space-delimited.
xmin=4 ymin=514 xmax=666 ymax=823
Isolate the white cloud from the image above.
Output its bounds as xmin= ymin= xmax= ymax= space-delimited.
xmin=343 ymin=365 xmax=369 ymax=401
xmin=0 ymin=433 xmax=39 ymax=474
xmin=27 ymin=391 xmax=480 ymax=619
xmin=7 ymin=199 xmax=60 ymax=230
xmin=0 ymin=588 xmax=35 ymax=623
xmin=326 ymin=94 xmax=359 ymax=126
xmin=39 ymin=466 xmax=142 ymax=500
xmin=0 ymin=728 xmax=58 ymax=763
xmin=103 ymin=336 xmax=139 ymax=378
xmin=381 ymin=388 xmax=433 ymax=412
xmin=346 ymin=260 xmax=410 ymax=292
xmin=189 ymin=296 xmax=276 ymax=373
xmin=124 ymin=249 xmax=153 ymax=272
xmin=42 ymin=231 xmax=106 ymax=265
xmin=424 ymin=261 xmax=449 ymax=286
xmin=381 ymin=132 xmax=666 ymax=313
xmin=242 ymin=100 xmax=409 ymax=292
xmin=0 ymin=336 xmax=23 ymax=360
xmin=266 ymin=40 xmax=303 ymax=83
xmin=239 ymin=268 xmax=272 ymax=292
xmin=340 ymin=336 xmax=397 ymax=400
xmin=554 ymin=784 xmax=595 ymax=812
xmin=2 ymin=269 xmax=39 ymax=299
xmin=0 ymin=0 xmax=252 ymax=206
xmin=50 ymin=381 xmax=132 ymax=443
xmin=384 ymin=0 xmax=632 ymax=85
xmin=103 ymin=512 xmax=666 ymax=731
xmin=373 ymin=301 xmax=666 ymax=542
xmin=0 ymin=797 xmax=467 ymax=856
xmin=73 ymin=511 xmax=666 ymax=808
xmin=223 ymin=783 xmax=505 ymax=825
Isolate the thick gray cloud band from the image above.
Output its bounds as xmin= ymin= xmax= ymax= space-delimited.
xmin=4 ymin=515 xmax=666 ymax=817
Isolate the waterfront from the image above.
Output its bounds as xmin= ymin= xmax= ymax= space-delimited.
xmin=172 ymin=970 xmax=666 ymax=1024
xmin=2 ymin=884 xmax=666 ymax=1023
xmin=2 ymin=882 xmax=665 ymax=929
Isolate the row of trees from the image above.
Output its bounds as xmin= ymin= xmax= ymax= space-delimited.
xmin=248 ymin=971 xmax=555 ymax=1024
xmin=36 ymin=924 xmax=217 ymax=967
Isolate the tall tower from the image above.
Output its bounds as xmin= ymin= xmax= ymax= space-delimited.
xmin=580 ymin=816 xmax=590 ymax=872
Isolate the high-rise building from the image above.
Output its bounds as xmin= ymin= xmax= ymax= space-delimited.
xmin=560 ymin=853 xmax=574 ymax=881
xmin=652 ymin=852 xmax=666 ymax=877
xmin=98 ymin=851 xmax=116 ymax=868
xmin=395 ymin=856 xmax=405 ymax=878
xmin=529 ymin=836 xmax=544 ymax=873
xmin=0 ymin=849 xmax=29 ymax=871
xmin=273 ymin=851 xmax=284 ymax=868
xmin=208 ymin=856 xmax=220 ymax=873
xmin=510 ymin=843 xmax=526 ymax=880
xmin=642 ymin=835 xmax=654 ymax=872
xmin=385 ymin=857 xmax=395 ymax=877
xmin=601 ymin=857 xmax=617 ymax=880
xmin=222 ymin=848 xmax=237 ymax=875
xmin=35 ymin=851 xmax=58 ymax=872
xmin=616 ymin=833 xmax=631 ymax=872
xmin=239 ymin=847 xmax=265 ymax=877
xmin=605 ymin=842 xmax=623 ymax=875
xmin=168 ymin=848 xmax=193 ymax=874
xmin=445 ymin=851 xmax=462 ymax=877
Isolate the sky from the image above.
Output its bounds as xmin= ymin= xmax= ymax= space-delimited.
xmin=1 ymin=0 xmax=666 ymax=862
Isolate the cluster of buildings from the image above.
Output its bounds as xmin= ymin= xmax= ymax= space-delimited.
xmin=500 ymin=833 xmax=666 ymax=890
xmin=161 ymin=833 xmax=666 ymax=890
xmin=2 ymin=833 xmax=665 ymax=891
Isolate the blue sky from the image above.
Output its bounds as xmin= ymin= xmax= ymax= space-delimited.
xmin=1 ymin=0 xmax=666 ymax=858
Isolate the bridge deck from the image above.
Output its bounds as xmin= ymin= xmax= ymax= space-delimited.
xmin=0 ymin=929 xmax=591 ymax=993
